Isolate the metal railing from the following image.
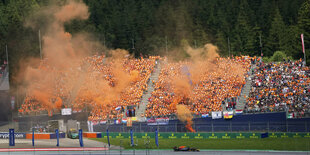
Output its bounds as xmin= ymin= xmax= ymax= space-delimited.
xmin=93 ymin=121 xmax=310 ymax=133
xmin=1 ymin=120 xmax=309 ymax=133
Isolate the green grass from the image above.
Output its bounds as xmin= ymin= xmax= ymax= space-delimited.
xmin=90 ymin=138 xmax=310 ymax=151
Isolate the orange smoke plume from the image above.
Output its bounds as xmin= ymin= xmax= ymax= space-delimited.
xmin=176 ymin=104 xmax=195 ymax=132
xmin=55 ymin=97 xmax=63 ymax=109
xmin=169 ymin=96 xmax=182 ymax=110
xmin=185 ymin=118 xmax=195 ymax=132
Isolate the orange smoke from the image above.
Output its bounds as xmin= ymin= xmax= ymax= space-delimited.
xmin=169 ymin=96 xmax=182 ymax=110
xmin=55 ymin=97 xmax=63 ymax=109
xmin=130 ymin=70 xmax=140 ymax=82
xmin=185 ymin=118 xmax=195 ymax=132
xmin=176 ymin=104 xmax=195 ymax=132
xmin=21 ymin=0 xmax=105 ymax=112
xmin=166 ymin=43 xmax=221 ymax=132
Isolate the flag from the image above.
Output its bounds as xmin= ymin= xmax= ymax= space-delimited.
xmin=130 ymin=129 xmax=134 ymax=147
xmin=114 ymin=119 xmax=121 ymax=124
xmin=9 ymin=129 xmax=15 ymax=146
xmin=106 ymin=129 xmax=110 ymax=147
xmin=32 ymin=128 xmax=34 ymax=147
xmin=301 ymin=34 xmax=305 ymax=54
xmin=235 ymin=109 xmax=243 ymax=115
xmin=122 ymin=118 xmax=127 ymax=123
xmin=223 ymin=111 xmax=233 ymax=119
xmin=155 ymin=128 xmax=159 ymax=147
xmin=287 ymin=113 xmax=294 ymax=118
xmin=79 ymin=129 xmax=84 ymax=147
xmin=201 ymin=114 xmax=209 ymax=118
xmin=115 ymin=106 xmax=121 ymax=111
xmin=55 ymin=129 xmax=59 ymax=147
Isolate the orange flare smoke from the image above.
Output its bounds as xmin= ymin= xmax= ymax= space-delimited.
xmin=176 ymin=104 xmax=195 ymax=132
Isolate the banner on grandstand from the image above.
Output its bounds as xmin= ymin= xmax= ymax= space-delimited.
xmin=127 ymin=117 xmax=132 ymax=127
xmin=156 ymin=117 xmax=169 ymax=125
xmin=61 ymin=108 xmax=72 ymax=115
xmin=223 ymin=111 xmax=233 ymax=119
xmin=147 ymin=117 xmax=169 ymax=125
xmin=147 ymin=118 xmax=157 ymax=125
xmin=100 ymin=120 xmax=107 ymax=124
xmin=211 ymin=111 xmax=222 ymax=119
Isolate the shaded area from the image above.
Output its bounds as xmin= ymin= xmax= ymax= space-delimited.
xmin=0 ymin=70 xmax=10 ymax=122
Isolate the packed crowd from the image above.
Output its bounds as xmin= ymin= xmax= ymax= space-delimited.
xmin=245 ymin=59 xmax=310 ymax=118
xmin=21 ymin=53 xmax=310 ymax=121
xmin=144 ymin=56 xmax=251 ymax=118
xmin=87 ymin=56 xmax=157 ymax=121
xmin=19 ymin=54 xmax=158 ymax=122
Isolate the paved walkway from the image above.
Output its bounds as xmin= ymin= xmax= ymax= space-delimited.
xmin=136 ymin=60 xmax=161 ymax=120
xmin=236 ymin=64 xmax=256 ymax=110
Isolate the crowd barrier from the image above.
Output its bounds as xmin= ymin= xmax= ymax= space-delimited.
xmin=93 ymin=112 xmax=310 ymax=132
xmin=3 ymin=131 xmax=310 ymax=139
xmin=82 ymin=132 xmax=310 ymax=139
xmin=83 ymin=132 xmax=102 ymax=138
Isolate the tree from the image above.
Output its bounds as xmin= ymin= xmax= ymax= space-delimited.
xmin=265 ymin=7 xmax=286 ymax=56
xmin=231 ymin=0 xmax=255 ymax=55
xmin=270 ymin=51 xmax=287 ymax=62
xmin=298 ymin=0 xmax=310 ymax=64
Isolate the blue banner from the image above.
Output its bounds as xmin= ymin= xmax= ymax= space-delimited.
xmin=130 ymin=129 xmax=134 ymax=147
xmin=0 ymin=133 xmax=26 ymax=139
xmin=55 ymin=129 xmax=59 ymax=147
xmin=32 ymin=129 xmax=34 ymax=147
xmin=155 ymin=128 xmax=159 ymax=147
xmin=261 ymin=132 xmax=268 ymax=138
xmin=79 ymin=129 xmax=84 ymax=147
xmin=106 ymin=129 xmax=110 ymax=147
xmin=9 ymin=129 xmax=15 ymax=146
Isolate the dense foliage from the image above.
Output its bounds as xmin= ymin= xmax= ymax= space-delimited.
xmin=0 ymin=0 xmax=309 ymax=87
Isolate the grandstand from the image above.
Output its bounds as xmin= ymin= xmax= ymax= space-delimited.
xmin=15 ymin=55 xmax=310 ymax=133
xmin=245 ymin=59 xmax=310 ymax=117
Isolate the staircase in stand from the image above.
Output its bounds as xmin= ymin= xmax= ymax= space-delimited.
xmin=135 ymin=61 xmax=161 ymax=121
xmin=235 ymin=65 xmax=256 ymax=110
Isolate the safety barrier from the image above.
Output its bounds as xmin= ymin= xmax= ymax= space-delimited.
xmin=82 ymin=132 xmax=102 ymax=138
xmin=83 ymin=132 xmax=310 ymax=139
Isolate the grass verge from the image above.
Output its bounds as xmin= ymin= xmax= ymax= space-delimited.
xmin=90 ymin=138 xmax=310 ymax=151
